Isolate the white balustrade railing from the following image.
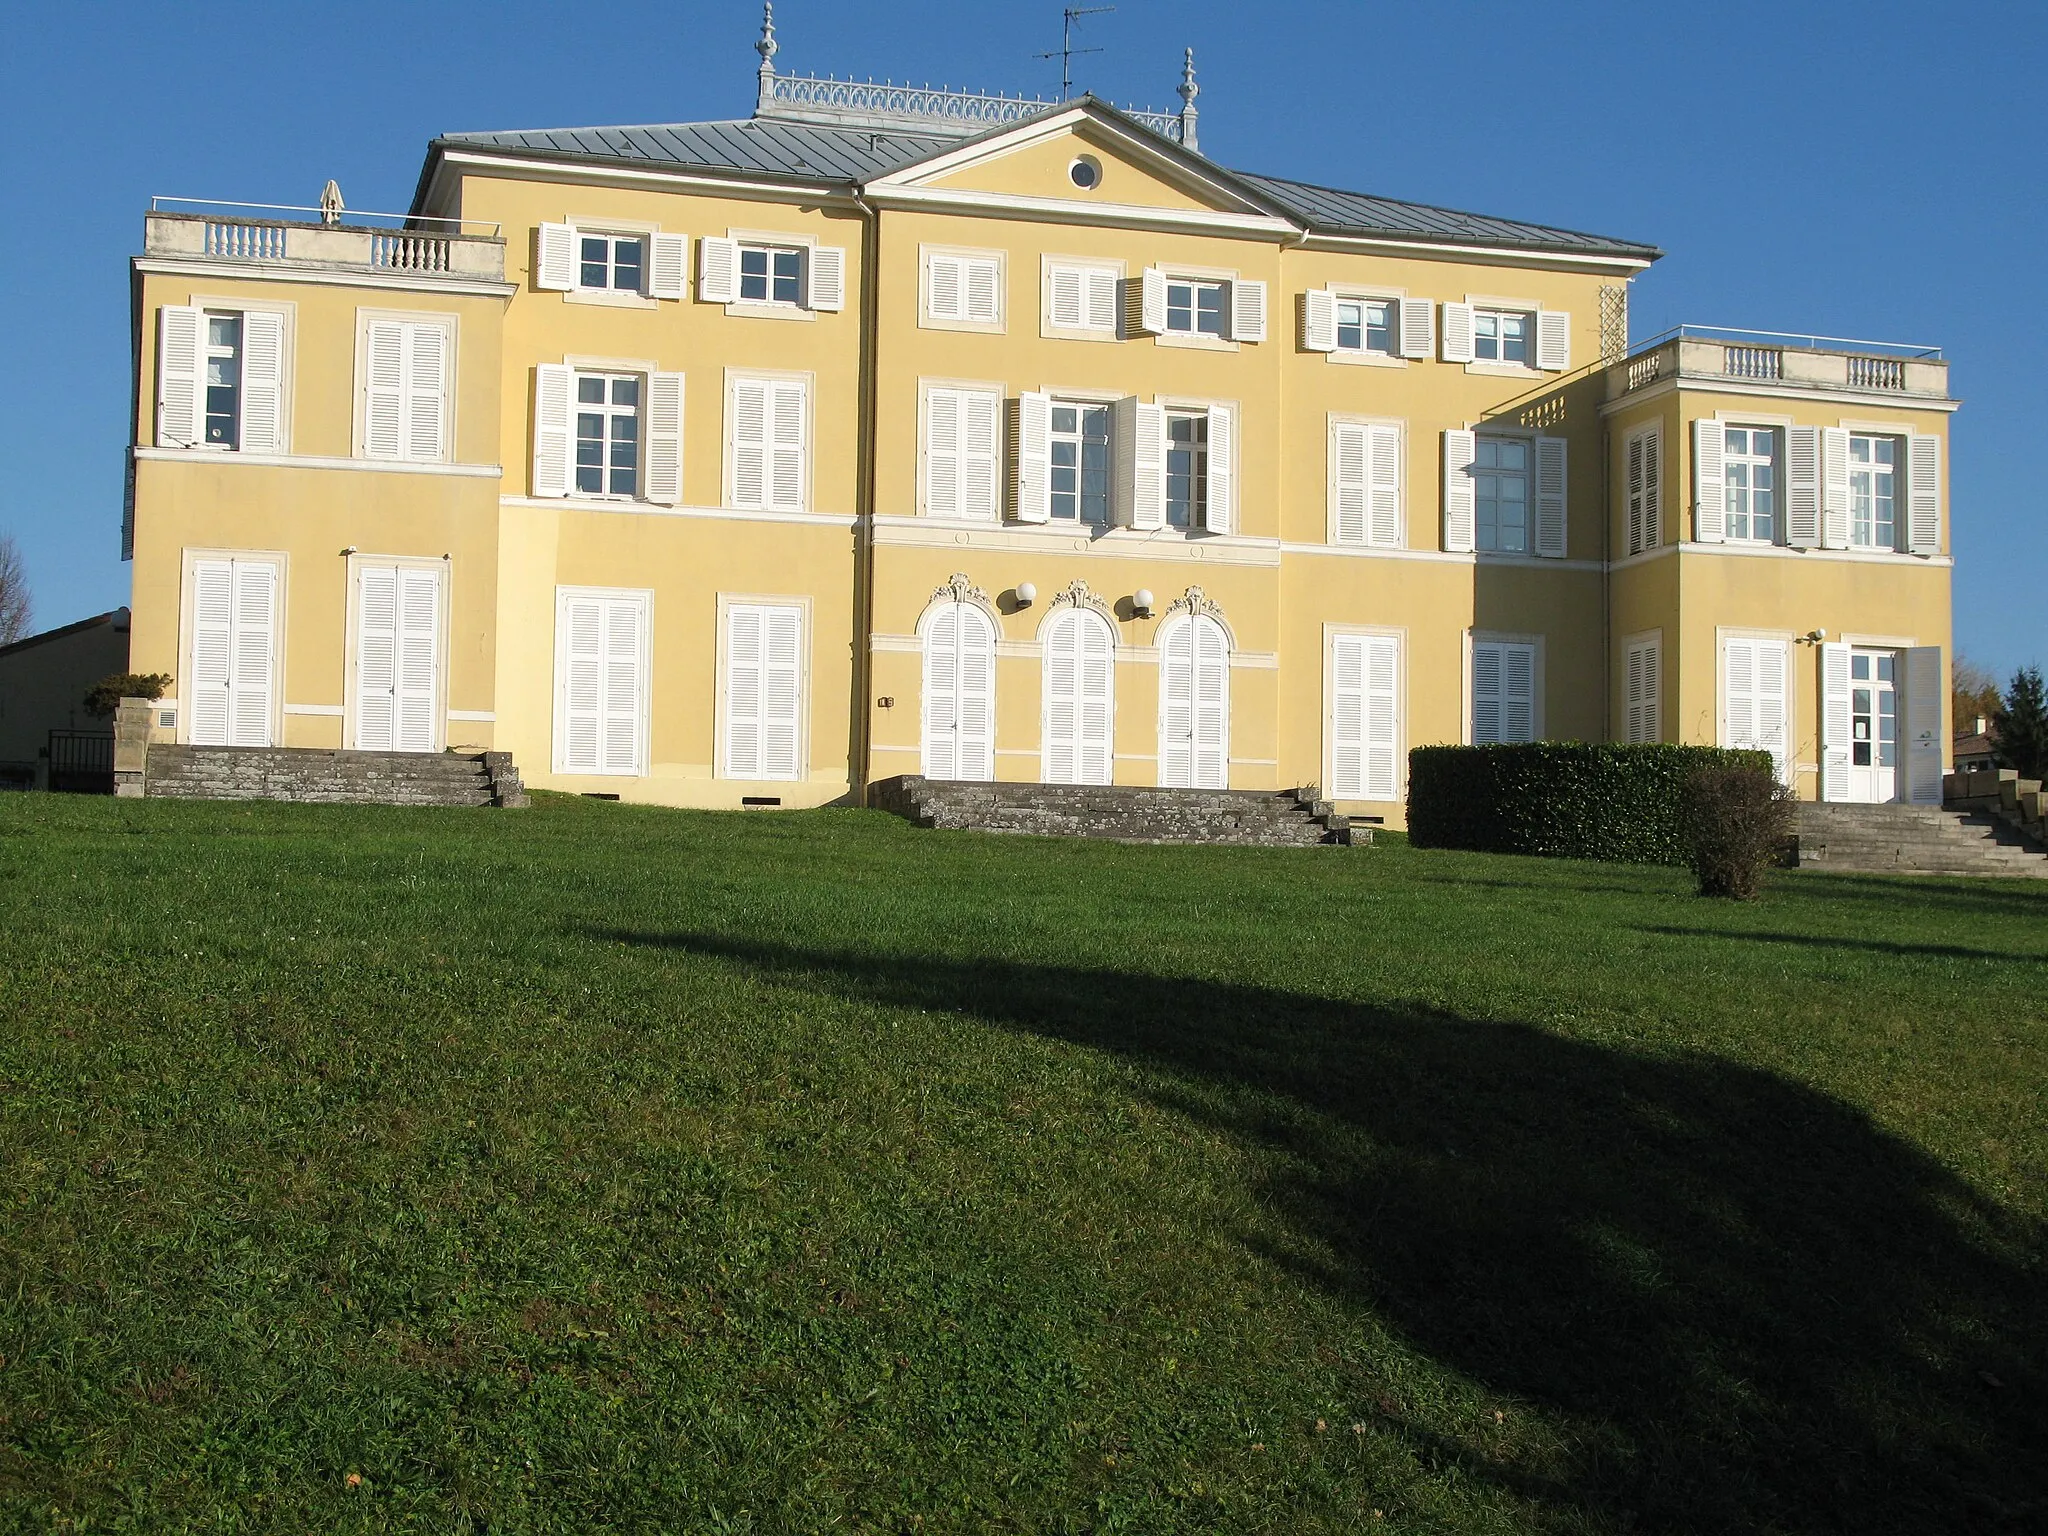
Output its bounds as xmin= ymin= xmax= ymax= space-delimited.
xmin=204 ymin=221 xmax=287 ymax=260
xmin=1626 ymin=351 xmax=1664 ymax=390
xmin=1724 ymin=345 xmax=1782 ymax=380
xmin=370 ymin=233 xmax=450 ymax=272
xmin=1848 ymin=356 xmax=1906 ymax=390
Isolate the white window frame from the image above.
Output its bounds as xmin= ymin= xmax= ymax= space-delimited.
xmin=1718 ymin=629 xmax=1796 ymax=784
xmin=918 ymin=377 xmax=1005 ymax=523
xmin=552 ymin=585 xmax=652 ymax=777
xmin=570 ymin=369 xmax=647 ymax=500
xmin=920 ymin=245 xmax=1006 ymax=334
xmin=1047 ymin=395 xmax=1116 ymax=527
xmin=1163 ymin=275 xmax=1232 ymax=343
xmin=1466 ymin=631 xmax=1545 ymax=746
xmin=1335 ymin=294 xmax=1400 ymax=364
xmin=1328 ymin=416 xmax=1405 ymax=548
xmin=1325 ymin=625 xmax=1406 ymax=802
xmin=170 ymin=295 xmax=296 ymax=455
xmin=1471 ymin=306 xmax=1535 ymax=368
xmin=353 ymin=308 xmax=457 ymax=464
xmin=723 ymin=370 xmax=813 ymax=513
xmin=1040 ymin=255 xmax=1123 ymax=341
xmin=178 ymin=547 xmax=288 ymax=748
xmin=1472 ymin=431 xmax=1535 ymax=555
xmin=1152 ymin=393 xmax=1237 ymax=536
xmin=574 ymin=227 xmax=652 ymax=299
xmin=1722 ymin=423 xmax=1781 ymax=545
xmin=346 ymin=553 xmax=450 ymax=753
xmin=715 ymin=593 xmax=811 ymax=782
xmin=1847 ymin=431 xmax=1902 ymax=551
xmin=712 ymin=228 xmax=827 ymax=321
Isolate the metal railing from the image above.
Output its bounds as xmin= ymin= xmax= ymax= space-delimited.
xmin=1630 ymin=323 xmax=1942 ymax=361
xmin=759 ymin=71 xmax=1185 ymax=140
xmin=149 ymin=195 xmax=499 ymax=236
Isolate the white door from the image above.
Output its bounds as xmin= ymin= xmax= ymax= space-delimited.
xmin=1043 ymin=608 xmax=1114 ymax=784
xmin=921 ymin=601 xmax=995 ymax=781
xmin=724 ymin=603 xmax=804 ymax=780
xmin=355 ymin=564 xmax=441 ymax=752
xmin=1159 ymin=614 xmax=1229 ymax=788
xmin=1332 ymin=633 xmax=1400 ymax=800
xmin=1724 ymin=637 xmax=1790 ymax=781
xmin=189 ymin=557 xmax=278 ymax=747
xmin=1847 ymin=648 xmax=1899 ymax=803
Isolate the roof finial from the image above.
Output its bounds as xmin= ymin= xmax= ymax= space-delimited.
xmin=755 ymin=2 xmax=779 ymax=114
xmin=1176 ymin=47 xmax=1200 ymax=152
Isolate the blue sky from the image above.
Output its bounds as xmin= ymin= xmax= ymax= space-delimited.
xmin=4 ymin=0 xmax=2041 ymax=675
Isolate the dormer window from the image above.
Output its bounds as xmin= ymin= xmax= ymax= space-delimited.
xmin=739 ymin=244 xmax=803 ymax=306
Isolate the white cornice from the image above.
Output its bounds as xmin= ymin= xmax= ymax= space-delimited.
xmin=862 ymin=185 xmax=1297 ymax=240
xmin=439 ymin=149 xmax=857 ymax=207
xmin=499 ymin=495 xmax=859 ymax=528
xmin=1278 ymin=542 xmax=1605 ymax=572
xmin=871 ymin=516 xmax=1282 ymax=565
xmin=1608 ymin=540 xmax=1953 ymax=572
xmin=1602 ymin=377 xmax=1959 ymax=416
xmin=1296 ymin=232 xmax=1654 ymax=275
xmin=131 ymin=256 xmax=515 ymax=299
xmin=134 ymin=447 xmax=502 ymax=477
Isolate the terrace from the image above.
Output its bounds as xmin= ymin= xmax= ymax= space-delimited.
xmin=1610 ymin=325 xmax=1949 ymax=402
xmin=141 ymin=198 xmax=505 ymax=283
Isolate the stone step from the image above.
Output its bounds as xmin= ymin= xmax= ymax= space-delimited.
xmin=144 ymin=746 xmax=526 ymax=808
xmin=1795 ymin=801 xmax=2048 ymax=878
xmin=870 ymin=774 xmax=1359 ymax=848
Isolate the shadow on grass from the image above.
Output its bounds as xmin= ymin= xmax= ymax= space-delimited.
xmin=597 ymin=925 xmax=2047 ymax=1534
xmin=1633 ymin=925 xmax=2042 ymax=963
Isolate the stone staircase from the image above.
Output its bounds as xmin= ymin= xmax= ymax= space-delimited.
xmin=869 ymin=775 xmax=1363 ymax=846
xmin=145 ymin=746 xmax=528 ymax=808
xmin=1794 ymin=800 xmax=2047 ymax=878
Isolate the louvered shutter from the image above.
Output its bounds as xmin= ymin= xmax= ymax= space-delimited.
xmin=228 ymin=560 xmax=277 ymax=747
xmin=1904 ymin=646 xmax=1943 ymax=804
xmin=1821 ymin=427 xmax=1851 ymax=549
xmin=364 ymin=320 xmax=406 ymax=460
xmin=1331 ymin=422 xmax=1370 ymax=544
xmin=1398 ymin=298 xmax=1434 ymax=359
xmin=1536 ymin=310 xmax=1570 ymax=371
xmin=698 ymin=236 xmax=739 ymax=303
xmin=1331 ymin=634 xmax=1366 ymax=797
xmin=922 ymin=603 xmax=961 ymax=779
xmin=1503 ymin=644 xmax=1535 ymax=743
xmin=925 ymin=388 xmax=962 ymax=518
xmin=1626 ymin=636 xmax=1660 ymax=744
xmin=1044 ymin=612 xmax=1078 ymax=784
xmin=1367 ymin=424 xmax=1402 ymax=548
xmin=1229 ymin=279 xmax=1267 ymax=343
xmin=239 ymin=310 xmax=285 ymax=454
xmin=1014 ymin=392 xmax=1052 ymax=523
xmin=1139 ymin=267 xmax=1166 ymax=335
xmin=1440 ymin=302 xmax=1475 ymax=364
xmin=730 ymin=378 xmax=769 ymax=508
xmin=807 ymin=246 xmax=846 ymax=312
xmin=1756 ymin=641 xmax=1788 ymax=781
xmin=1692 ymin=420 xmax=1726 ymax=544
xmin=405 ymin=324 xmax=448 ymax=462
xmin=1906 ymin=434 xmax=1941 ymax=554
xmin=189 ymin=559 xmax=233 ymax=745
xmin=1205 ymin=404 xmax=1233 ymax=534
xmin=927 ymin=253 xmax=963 ymax=322
xmin=559 ymin=596 xmax=602 ymax=771
xmin=1726 ymin=639 xmax=1788 ymax=781
xmin=768 ymin=380 xmax=806 ymax=510
xmin=155 ymin=306 xmax=204 ymax=447
xmin=648 ymin=233 xmax=688 ymax=299
xmin=395 ymin=566 xmax=439 ymax=752
xmin=1078 ymin=613 xmax=1114 ymax=785
xmin=1302 ymin=288 xmax=1337 ymax=352
xmin=1820 ymin=641 xmax=1852 ymax=801
xmin=536 ymin=223 xmax=576 ymax=291
xmin=602 ymin=598 xmax=643 ymax=774
xmin=1191 ymin=617 xmax=1229 ymax=788
xmin=724 ymin=605 xmax=764 ymax=776
xmin=961 ymin=389 xmax=1000 ymax=521
xmin=1159 ymin=620 xmax=1194 ymax=787
xmin=1048 ymin=265 xmax=1084 ymax=329
xmin=964 ymin=257 xmax=1000 ymax=324
xmin=1633 ymin=427 xmax=1661 ymax=553
xmin=1471 ymin=643 xmax=1503 ymax=744
xmin=1114 ymin=397 xmax=1166 ymax=530
xmin=762 ymin=605 xmax=803 ymax=779
xmin=1534 ymin=435 xmax=1568 ymax=558
xmin=956 ymin=608 xmax=994 ymax=779
xmin=1085 ymin=268 xmax=1118 ymax=332
xmin=1362 ymin=635 xmax=1399 ymax=800
xmin=1786 ymin=425 xmax=1821 ymax=547
xmin=533 ymin=364 xmax=573 ymax=497
xmin=645 ymin=371 xmax=685 ymax=505
xmin=1442 ymin=429 xmax=1477 ymax=553
xmin=355 ymin=565 xmax=397 ymax=751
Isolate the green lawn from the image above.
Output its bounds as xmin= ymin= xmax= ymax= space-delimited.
xmin=1 ymin=793 xmax=2043 ymax=1534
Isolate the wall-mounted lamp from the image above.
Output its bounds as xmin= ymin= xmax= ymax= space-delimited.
xmin=1800 ymin=628 xmax=1827 ymax=645
xmin=1014 ymin=581 xmax=1037 ymax=608
xmin=339 ymin=545 xmax=358 ymax=557
xmin=1132 ymin=588 xmax=1155 ymax=618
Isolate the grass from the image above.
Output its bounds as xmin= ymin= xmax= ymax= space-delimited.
xmin=0 ymin=791 xmax=2043 ymax=1534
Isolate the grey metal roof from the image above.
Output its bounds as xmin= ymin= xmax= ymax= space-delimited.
xmin=433 ymin=107 xmax=1660 ymax=261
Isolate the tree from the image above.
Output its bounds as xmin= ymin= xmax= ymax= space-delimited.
xmin=1952 ymin=653 xmax=2002 ymax=731
xmin=1993 ymin=666 xmax=2048 ymax=781
xmin=0 ymin=534 xmax=28 ymax=645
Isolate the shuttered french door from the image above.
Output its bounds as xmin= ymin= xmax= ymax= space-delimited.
xmin=921 ymin=601 xmax=995 ymax=781
xmin=1723 ymin=637 xmax=1790 ymax=781
xmin=354 ymin=563 xmax=441 ymax=752
xmin=1159 ymin=614 xmax=1228 ymax=789
xmin=556 ymin=589 xmax=648 ymax=775
xmin=1331 ymin=633 xmax=1400 ymax=801
xmin=189 ymin=557 xmax=278 ymax=747
xmin=1043 ymin=608 xmax=1115 ymax=785
xmin=724 ymin=602 xmax=804 ymax=779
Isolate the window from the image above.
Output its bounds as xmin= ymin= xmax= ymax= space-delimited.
xmin=1166 ymin=279 xmax=1227 ymax=337
xmin=1473 ymin=309 xmax=1532 ymax=365
xmin=1474 ymin=435 xmax=1530 ymax=553
xmin=155 ymin=305 xmax=285 ymax=454
xmin=1849 ymin=434 xmax=1898 ymax=549
xmin=1049 ymin=401 xmax=1111 ymax=525
xmin=1069 ymin=156 xmax=1101 ymax=190
xmin=1849 ymin=650 xmax=1898 ymax=771
xmin=1723 ymin=637 xmax=1790 ymax=780
xmin=739 ymin=244 xmax=803 ymax=305
xmin=578 ymin=232 xmax=644 ymax=293
xmin=1624 ymin=634 xmax=1661 ymax=744
xmin=1724 ymin=426 xmax=1777 ymax=542
xmin=1471 ymin=640 xmax=1536 ymax=745
xmin=1331 ymin=420 xmax=1402 ymax=547
xmin=361 ymin=317 xmax=451 ymax=463
xmin=729 ymin=376 xmax=808 ymax=512
xmin=555 ymin=588 xmax=649 ymax=776
xmin=1625 ymin=426 xmax=1661 ymax=556
xmin=922 ymin=385 xmax=1001 ymax=521
xmin=1331 ymin=633 xmax=1400 ymax=801
xmin=924 ymin=249 xmax=1003 ymax=328
xmin=1165 ymin=411 xmax=1209 ymax=528
xmin=204 ymin=314 xmax=242 ymax=447
xmin=722 ymin=601 xmax=805 ymax=780
xmin=1337 ymin=298 xmax=1395 ymax=357
xmin=574 ymin=373 xmax=640 ymax=497
xmin=1045 ymin=261 xmax=1118 ymax=334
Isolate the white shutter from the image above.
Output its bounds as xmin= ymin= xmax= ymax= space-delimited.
xmin=558 ymin=596 xmax=602 ymax=772
xmin=536 ymin=223 xmax=577 ymax=291
xmin=1440 ymin=301 xmax=1475 ymax=364
xmin=925 ymin=388 xmax=962 ymax=518
xmin=1625 ymin=635 xmax=1661 ymax=744
xmin=1044 ymin=612 xmax=1077 ymax=784
xmin=155 ymin=305 xmax=204 ymax=447
xmin=405 ymin=323 xmax=448 ymax=463
xmin=1534 ymin=435 xmax=1567 ymax=559
xmin=1536 ymin=309 xmax=1570 ymax=371
xmin=1442 ymin=429 xmax=1477 ymax=553
xmin=1139 ymin=266 xmax=1166 ymax=335
xmin=395 ymin=566 xmax=439 ymax=752
xmin=1191 ymin=616 xmax=1229 ymax=788
xmin=1907 ymin=434 xmax=1941 ymax=554
xmin=1821 ymin=426 xmax=1851 ymax=549
xmin=1820 ymin=641 xmax=1852 ymax=801
xmin=1472 ymin=641 xmax=1535 ymax=745
xmin=645 ymin=371 xmax=685 ymax=505
xmin=1043 ymin=610 xmax=1113 ymax=785
xmin=730 ymin=378 xmax=769 ymax=508
xmin=768 ymin=380 xmax=806 ymax=510
xmin=228 ymin=560 xmax=277 ymax=747
xmin=363 ymin=320 xmax=406 ymax=461
xmin=1331 ymin=421 xmax=1369 ymax=545
xmin=761 ymin=605 xmax=803 ymax=779
xmin=648 ymin=233 xmax=689 ymax=299
xmin=1302 ymin=288 xmax=1337 ymax=352
xmin=964 ymin=256 xmax=1001 ymax=324
xmin=1398 ymin=297 xmax=1434 ymax=359
xmin=601 ymin=597 xmax=644 ymax=774
xmin=697 ymin=236 xmax=739 ymax=304
xmin=1786 ymin=425 xmax=1821 ymax=548
xmin=1048 ymin=265 xmax=1084 ymax=329
xmin=1014 ymin=391 xmax=1052 ymax=523
xmin=190 ymin=559 xmax=233 ymax=744
xmin=533 ymin=364 xmax=573 ymax=497
xmin=1472 ymin=642 xmax=1503 ymax=744
xmin=1905 ymin=646 xmax=1944 ymax=804
xmin=1085 ymin=268 xmax=1118 ymax=332
xmin=1692 ymin=420 xmax=1726 ymax=544
xmin=1637 ymin=426 xmax=1661 ymax=553
xmin=724 ymin=605 xmax=764 ymax=777
xmin=1205 ymin=404 xmax=1233 ymax=535
xmin=926 ymin=253 xmax=964 ymax=322
xmin=238 ymin=310 xmax=285 ymax=454
xmin=1114 ymin=397 xmax=1166 ymax=530
xmin=807 ymin=245 xmax=846 ymax=312
xmin=1330 ymin=635 xmax=1400 ymax=799
xmin=355 ymin=565 xmax=397 ymax=751
xmin=1331 ymin=634 xmax=1366 ymax=797
xmin=961 ymin=389 xmax=1000 ymax=521
xmin=1367 ymin=423 xmax=1402 ymax=548
xmin=1159 ymin=620 xmax=1194 ymax=787
xmin=1079 ymin=613 xmax=1114 ymax=785
xmin=1229 ymin=279 xmax=1267 ymax=343
xmin=922 ymin=604 xmax=961 ymax=779
xmin=1756 ymin=640 xmax=1788 ymax=781
xmin=1725 ymin=638 xmax=1788 ymax=781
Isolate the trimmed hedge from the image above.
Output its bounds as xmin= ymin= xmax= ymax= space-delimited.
xmin=1407 ymin=743 xmax=1778 ymax=866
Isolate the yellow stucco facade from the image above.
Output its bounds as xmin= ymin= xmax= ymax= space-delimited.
xmin=124 ymin=88 xmax=1956 ymax=819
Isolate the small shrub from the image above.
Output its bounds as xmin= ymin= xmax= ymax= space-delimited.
xmin=82 ymin=672 xmax=172 ymax=719
xmin=1683 ymin=763 xmax=1796 ymax=900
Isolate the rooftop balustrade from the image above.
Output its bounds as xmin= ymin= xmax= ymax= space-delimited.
xmin=142 ymin=200 xmax=505 ymax=283
xmin=1610 ymin=325 xmax=1948 ymax=402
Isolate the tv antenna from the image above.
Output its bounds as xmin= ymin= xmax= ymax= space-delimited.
xmin=1035 ymin=5 xmax=1113 ymax=99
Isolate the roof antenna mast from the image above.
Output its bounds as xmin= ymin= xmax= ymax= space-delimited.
xmin=1035 ymin=6 xmax=1113 ymax=100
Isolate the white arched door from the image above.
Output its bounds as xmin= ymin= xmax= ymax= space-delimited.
xmin=922 ymin=601 xmax=995 ymax=780
xmin=1159 ymin=614 xmax=1229 ymax=788
xmin=1042 ymin=607 xmax=1115 ymax=784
